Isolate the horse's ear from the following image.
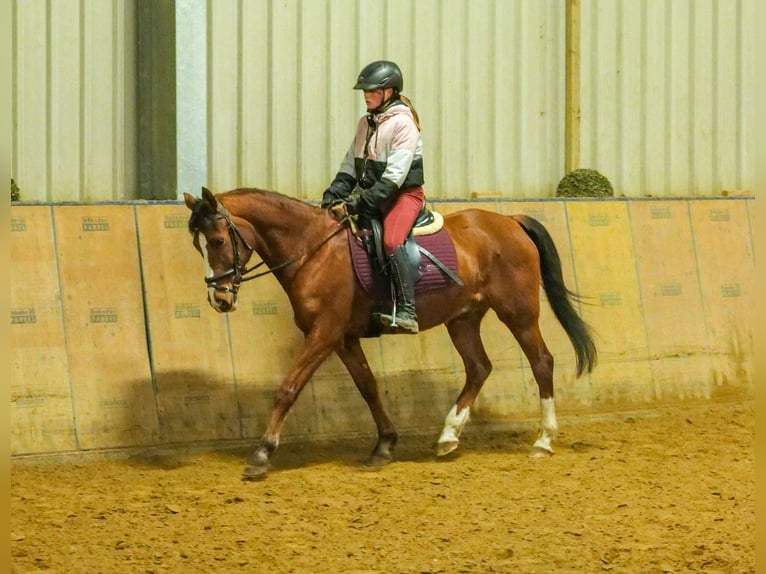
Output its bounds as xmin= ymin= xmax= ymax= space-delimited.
xmin=201 ymin=186 xmax=218 ymax=212
xmin=183 ymin=192 xmax=197 ymax=211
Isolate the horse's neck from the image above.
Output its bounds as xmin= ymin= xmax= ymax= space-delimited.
xmin=229 ymin=192 xmax=320 ymax=267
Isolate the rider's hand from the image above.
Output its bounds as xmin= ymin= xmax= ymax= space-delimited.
xmin=344 ymin=188 xmax=375 ymax=217
xmin=343 ymin=195 xmax=360 ymax=216
xmin=321 ymin=195 xmax=343 ymax=209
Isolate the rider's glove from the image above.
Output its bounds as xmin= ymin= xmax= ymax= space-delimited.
xmin=344 ymin=188 xmax=375 ymax=217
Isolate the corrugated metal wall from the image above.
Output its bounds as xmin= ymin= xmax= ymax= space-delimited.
xmin=10 ymin=0 xmax=755 ymax=202
xmin=11 ymin=0 xmax=137 ymax=202
xmin=578 ymin=0 xmax=754 ymax=197
xmin=207 ymin=0 xmax=565 ymax=200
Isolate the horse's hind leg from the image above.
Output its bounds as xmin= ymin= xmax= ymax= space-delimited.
xmin=499 ymin=314 xmax=557 ymax=457
xmin=336 ymin=336 xmax=398 ymax=467
xmin=437 ymin=313 xmax=492 ymax=457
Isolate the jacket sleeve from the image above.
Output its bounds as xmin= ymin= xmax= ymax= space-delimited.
xmin=359 ymin=178 xmax=398 ymax=213
xmin=322 ymin=144 xmax=357 ymax=206
xmin=322 ymin=172 xmax=356 ymax=206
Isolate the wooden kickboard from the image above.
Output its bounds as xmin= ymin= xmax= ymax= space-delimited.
xmin=689 ymin=200 xmax=754 ymax=391
xmin=10 ymin=206 xmax=78 ymax=454
xmin=53 ymin=205 xmax=158 ymax=449
xmin=565 ymin=201 xmax=653 ymax=409
xmin=135 ymin=204 xmax=239 ymax=443
xmin=8 ymin=197 xmax=755 ymax=459
xmin=628 ymin=201 xmax=712 ymax=401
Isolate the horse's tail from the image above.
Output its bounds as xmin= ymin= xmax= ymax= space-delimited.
xmin=513 ymin=214 xmax=597 ymax=377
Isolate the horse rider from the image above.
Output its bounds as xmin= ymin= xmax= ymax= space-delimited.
xmin=321 ymin=60 xmax=425 ymax=334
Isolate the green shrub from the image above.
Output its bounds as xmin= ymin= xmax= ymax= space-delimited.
xmin=556 ymin=169 xmax=614 ymax=198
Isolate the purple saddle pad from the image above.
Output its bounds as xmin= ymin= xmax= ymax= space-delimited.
xmin=348 ymin=227 xmax=460 ymax=298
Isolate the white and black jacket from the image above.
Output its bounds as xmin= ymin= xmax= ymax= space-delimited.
xmin=323 ymin=100 xmax=424 ymax=214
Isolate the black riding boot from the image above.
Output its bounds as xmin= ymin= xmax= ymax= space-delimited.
xmin=378 ymin=245 xmax=419 ymax=334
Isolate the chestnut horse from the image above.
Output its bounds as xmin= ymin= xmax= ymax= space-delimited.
xmin=184 ymin=187 xmax=596 ymax=479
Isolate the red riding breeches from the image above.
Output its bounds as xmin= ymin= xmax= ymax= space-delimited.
xmin=382 ymin=186 xmax=426 ymax=256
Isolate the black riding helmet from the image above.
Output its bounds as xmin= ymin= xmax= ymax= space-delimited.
xmin=353 ymin=60 xmax=403 ymax=92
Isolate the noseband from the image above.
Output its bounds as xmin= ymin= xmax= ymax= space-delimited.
xmin=202 ymin=203 xmax=254 ymax=296
xmin=201 ymin=202 xmax=347 ymax=298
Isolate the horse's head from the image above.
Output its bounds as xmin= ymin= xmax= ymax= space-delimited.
xmin=184 ymin=187 xmax=256 ymax=313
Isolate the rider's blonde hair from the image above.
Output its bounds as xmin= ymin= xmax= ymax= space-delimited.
xmin=399 ymin=94 xmax=421 ymax=132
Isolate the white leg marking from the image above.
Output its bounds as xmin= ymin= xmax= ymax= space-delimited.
xmin=533 ymin=397 xmax=558 ymax=452
xmin=200 ymin=235 xmax=222 ymax=311
xmin=438 ymin=404 xmax=470 ymax=445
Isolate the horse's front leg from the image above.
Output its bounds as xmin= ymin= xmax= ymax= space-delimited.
xmin=243 ymin=332 xmax=335 ymax=480
xmin=336 ymin=336 xmax=398 ymax=467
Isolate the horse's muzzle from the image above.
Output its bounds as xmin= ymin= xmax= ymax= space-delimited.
xmin=207 ymin=283 xmax=239 ymax=313
xmin=205 ymin=268 xmax=241 ymax=312
xmin=209 ymin=290 xmax=237 ymax=313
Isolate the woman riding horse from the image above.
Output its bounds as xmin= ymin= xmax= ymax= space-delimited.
xmin=321 ymin=60 xmax=424 ymax=334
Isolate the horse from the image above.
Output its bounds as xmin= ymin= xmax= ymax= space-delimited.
xmin=183 ymin=186 xmax=596 ymax=479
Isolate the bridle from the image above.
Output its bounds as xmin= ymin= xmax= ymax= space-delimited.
xmin=200 ymin=201 xmax=348 ymax=299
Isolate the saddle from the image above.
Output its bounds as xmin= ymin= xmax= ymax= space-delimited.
xmin=348 ymin=206 xmax=463 ymax=336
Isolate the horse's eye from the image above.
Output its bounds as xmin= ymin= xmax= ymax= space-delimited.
xmin=212 ymin=237 xmax=225 ymax=247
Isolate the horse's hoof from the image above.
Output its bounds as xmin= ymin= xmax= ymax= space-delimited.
xmin=529 ymin=446 xmax=554 ymax=458
xmin=363 ymin=454 xmax=392 ymax=469
xmin=436 ymin=440 xmax=459 ymax=457
xmin=242 ymin=464 xmax=270 ymax=480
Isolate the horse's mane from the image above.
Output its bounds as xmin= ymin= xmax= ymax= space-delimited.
xmin=227 ymin=188 xmax=315 ymax=213
xmin=187 ymin=187 xmax=318 ymax=234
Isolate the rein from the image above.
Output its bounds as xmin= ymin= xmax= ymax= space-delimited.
xmin=204 ymin=202 xmax=349 ymax=294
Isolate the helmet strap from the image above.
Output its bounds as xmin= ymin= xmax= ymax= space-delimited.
xmin=369 ymin=89 xmax=399 ymax=114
